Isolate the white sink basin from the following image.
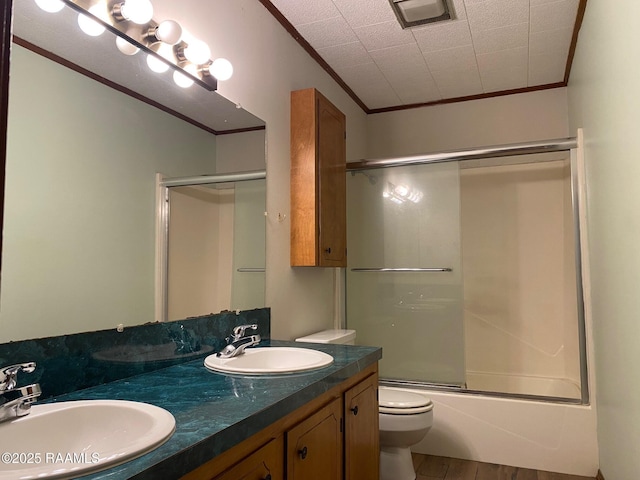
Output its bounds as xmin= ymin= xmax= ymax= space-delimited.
xmin=0 ymin=400 xmax=175 ymax=480
xmin=204 ymin=347 xmax=333 ymax=375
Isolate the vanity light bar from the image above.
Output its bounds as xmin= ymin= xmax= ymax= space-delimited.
xmin=47 ymin=0 xmax=231 ymax=91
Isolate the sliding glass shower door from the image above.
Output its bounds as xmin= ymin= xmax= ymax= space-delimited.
xmin=346 ymin=162 xmax=465 ymax=386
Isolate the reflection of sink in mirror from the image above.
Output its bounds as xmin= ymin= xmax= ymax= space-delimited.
xmin=0 ymin=400 xmax=175 ymax=480
xmin=204 ymin=347 xmax=333 ymax=375
xmin=92 ymin=343 xmax=214 ymax=364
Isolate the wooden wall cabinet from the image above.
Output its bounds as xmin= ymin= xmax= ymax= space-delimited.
xmin=290 ymin=88 xmax=347 ymax=267
xmin=182 ymin=364 xmax=379 ymax=480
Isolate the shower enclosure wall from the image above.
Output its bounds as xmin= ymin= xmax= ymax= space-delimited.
xmin=346 ymin=141 xmax=587 ymax=403
xmin=157 ymin=172 xmax=266 ymax=323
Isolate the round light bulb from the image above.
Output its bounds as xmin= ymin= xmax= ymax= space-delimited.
xmin=155 ymin=20 xmax=183 ymax=45
xmin=34 ymin=0 xmax=65 ymax=13
xmin=146 ymin=54 xmax=169 ymax=73
xmin=120 ymin=0 xmax=153 ymax=24
xmin=183 ymin=39 xmax=211 ymax=65
xmin=210 ymin=58 xmax=233 ymax=81
xmin=78 ymin=9 xmax=106 ymax=37
xmin=173 ymin=70 xmax=194 ymax=88
xmin=116 ymin=36 xmax=140 ymax=56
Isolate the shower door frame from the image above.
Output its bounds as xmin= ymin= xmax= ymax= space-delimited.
xmin=345 ymin=135 xmax=590 ymax=405
xmin=155 ymin=170 xmax=266 ymax=324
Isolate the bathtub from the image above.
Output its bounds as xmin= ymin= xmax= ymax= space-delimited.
xmin=403 ymin=385 xmax=599 ymax=477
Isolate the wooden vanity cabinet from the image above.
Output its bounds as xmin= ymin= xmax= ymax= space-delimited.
xmin=213 ymin=437 xmax=284 ymax=480
xmin=290 ymin=88 xmax=347 ymax=267
xmin=286 ymin=398 xmax=342 ymax=480
xmin=182 ymin=364 xmax=378 ymax=480
xmin=344 ymin=372 xmax=379 ymax=480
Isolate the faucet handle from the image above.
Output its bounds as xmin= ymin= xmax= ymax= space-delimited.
xmin=232 ymin=324 xmax=258 ymax=340
xmin=0 ymin=362 xmax=36 ymax=391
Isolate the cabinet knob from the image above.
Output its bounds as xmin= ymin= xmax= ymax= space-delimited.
xmin=298 ymin=446 xmax=308 ymax=460
xmin=350 ymin=405 xmax=359 ymax=416
xmin=263 ymin=475 xmax=272 ymax=480
xmin=324 ymin=247 xmax=332 ymax=254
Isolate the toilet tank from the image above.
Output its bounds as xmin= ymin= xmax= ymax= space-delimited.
xmin=295 ymin=329 xmax=356 ymax=345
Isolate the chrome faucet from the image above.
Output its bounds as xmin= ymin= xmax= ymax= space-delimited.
xmin=217 ymin=324 xmax=261 ymax=358
xmin=0 ymin=362 xmax=42 ymax=423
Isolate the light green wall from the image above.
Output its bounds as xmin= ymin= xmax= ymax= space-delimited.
xmin=567 ymin=1 xmax=640 ymax=478
xmin=1 ymin=45 xmax=217 ymax=341
xmin=151 ymin=0 xmax=369 ymax=340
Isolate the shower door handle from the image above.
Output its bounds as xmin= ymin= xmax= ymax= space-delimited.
xmin=350 ymin=267 xmax=453 ymax=272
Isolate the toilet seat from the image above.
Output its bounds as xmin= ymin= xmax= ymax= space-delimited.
xmin=379 ymin=387 xmax=433 ymax=415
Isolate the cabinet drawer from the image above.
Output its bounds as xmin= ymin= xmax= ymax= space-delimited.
xmin=214 ymin=437 xmax=284 ymax=480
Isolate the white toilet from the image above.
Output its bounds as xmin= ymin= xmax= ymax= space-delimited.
xmin=378 ymin=386 xmax=433 ymax=480
xmin=295 ymin=329 xmax=434 ymax=480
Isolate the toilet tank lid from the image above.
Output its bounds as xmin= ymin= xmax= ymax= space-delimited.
xmin=295 ymin=329 xmax=356 ymax=344
xmin=379 ymin=387 xmax=432 ymax=409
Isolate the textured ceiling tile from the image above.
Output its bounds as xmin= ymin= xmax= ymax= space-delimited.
xmin=332 ymin=0 xmax=396 ymax=29
xmin=354 ymin=20 xmax=416 ymax=51
xmin=335 ymin=61 xmax=394 ymax=88
xmin=335 ymin=62 xmax=402 ymax=108
xmin=317 ymin=41 xmax=373 ymax=68
xmin=480 ymin=65 xmax=528 ymax=92
xmin=295 ymin=16 xmax=359 ymax=49
xmin=369 ymin=43 xmax=427 ymax=71
xmin=466 ymin=0 xmax=529 ymax=32
xmin=530 ymin=0 xmax=567 ymax=5
xmin=369 ymin=44 xmax=434 ymax=93
xmin=530 ymin=27 xmax=573 ymax=57
xmin=431 ymin=67 xmax=483 ymax=98
xmin=423 ymin=44 xmax=477 ymax=72
xmin=530 ymin=0 xmax=579 ymax=33
xmin=476 ymin=46 xmax=528 ymax=71
xmin=471 ymin=23 xmax=529 ymax=55
xmin=392 ymin=75 xmax=442 ymax=104
xmin=450 ymin=0 xmax=468 ymax=20
xmin=269 ymin=0 xmax=341 ymax=26
xmin=413 ymin=20 xmax=472 ymax=53
xmin=529 ymin=52 xmax=567 ymax=85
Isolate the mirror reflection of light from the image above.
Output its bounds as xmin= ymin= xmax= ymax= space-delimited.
xmin=173 ymin=64 xmax=197 ymax=88
xmin=115 ymin=35 xmax=140 ymax=56
xmin=383 ymin=181 xmax=423 ymax=204
xmin=34 ymin=0 xmax=65 ymax=13
xmin=78 ymin=5 xmax=106 ymax=37
xmin=146 ymin=54 xmax=169 ymax=73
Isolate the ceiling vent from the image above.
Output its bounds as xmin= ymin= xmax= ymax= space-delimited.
xmin=389 ymin=0 xmax=451 ymax=29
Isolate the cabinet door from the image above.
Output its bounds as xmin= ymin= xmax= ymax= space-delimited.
xmin=316 ymin=93 xmax=346 ymax=267
xmin=344 ymin=374 xmax=379 ymax=480
xmin=214 ymin=437 xmax=284 ymax=480
xmin=286 ymin=397 xmax=343 ymax=480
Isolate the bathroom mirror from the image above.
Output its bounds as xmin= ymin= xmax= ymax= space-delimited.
xmin=0 ymin=0 xmax=267 ymax=342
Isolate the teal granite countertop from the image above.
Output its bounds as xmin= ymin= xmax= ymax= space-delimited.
xmin=52 ymin=340 xmax=381 ymax=480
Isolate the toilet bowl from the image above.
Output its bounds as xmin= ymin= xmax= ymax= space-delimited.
xmin=296 ymin=330 xmax=434 ymax=480
xmin=378 ymin=386 xmax=433 ymax=480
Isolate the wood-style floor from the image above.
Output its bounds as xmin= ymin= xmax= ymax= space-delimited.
xmin=412 ymin=454 xmax=597 ymax=480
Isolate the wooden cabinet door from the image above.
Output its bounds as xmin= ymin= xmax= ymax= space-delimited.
xmin=344 ymin=373 xmax=379 ymax=480
xmin=286 ymin=397 xmax=343 ymax=480
xmin=316 ymin=93 xmax=346 ymax=267
xmin=290 ymin=88 xmax=346 ymax=267
xmin=214 ymin=437 xmax=284 ymax=480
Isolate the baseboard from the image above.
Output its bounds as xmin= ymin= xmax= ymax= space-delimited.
xmin=596 ymin=470 xmax=605 ymax=480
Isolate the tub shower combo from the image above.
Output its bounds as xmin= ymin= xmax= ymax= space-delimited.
xmin=344 ymin=136 xmax=597 ymax=475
